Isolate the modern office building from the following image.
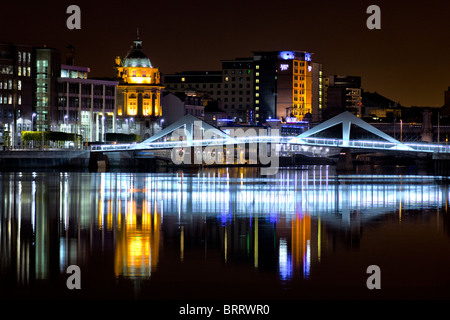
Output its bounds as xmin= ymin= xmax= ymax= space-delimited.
xmin=57 ymin=62 xmax=118 ymax=143
xmin=114 ymin=31 xmax=164 ymax=140
xmin=164 ymin=51 xmax=323 ymax=124
xmin=0 ymin=43 xmax=34 ymax=146
xmin=34 ymin=46 xmax=61 ymax=133
xmin=323 ymin=75 xmax=362 ymax=119
xmin=220 ymin=58 xmax=255 ymax=123
xmin=253 ymin=50 xmax=323 ymax=123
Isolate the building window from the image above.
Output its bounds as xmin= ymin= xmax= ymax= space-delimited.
xmin=18 ymin=80 xmax=22 ymax=90
xmin=181 ymin=77 xmax=185 ymax=82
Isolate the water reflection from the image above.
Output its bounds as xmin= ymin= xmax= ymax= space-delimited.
xmin=0 ymin=166 xmax=449 ymax=298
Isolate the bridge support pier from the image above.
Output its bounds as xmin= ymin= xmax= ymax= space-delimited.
xmin=433 ymin=153 xmax=450 ymax=176
xmin=89 ymin=152 xmax=110 ymax=172
xmin=336 ymin=148 xmax=354 ymax=173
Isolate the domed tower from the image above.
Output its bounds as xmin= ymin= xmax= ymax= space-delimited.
xmin=115 ymin=29 xmax=164 ymax=139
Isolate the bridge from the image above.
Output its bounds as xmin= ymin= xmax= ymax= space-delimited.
xmin=92 ymin=111 xmax=450 ymax=155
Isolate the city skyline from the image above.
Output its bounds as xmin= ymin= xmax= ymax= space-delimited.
xmin=1 ymin=1 xmax=450 ymax=108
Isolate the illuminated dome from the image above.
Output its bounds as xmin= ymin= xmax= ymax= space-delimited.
xmin=123 ymin=30 xmax=152 ymax=68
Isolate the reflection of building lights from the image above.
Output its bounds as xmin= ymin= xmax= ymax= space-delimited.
xmin=279 ymin=239 xmax=292 ymax=280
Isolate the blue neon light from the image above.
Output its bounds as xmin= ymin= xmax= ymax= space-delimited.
xmin=279 ymin=51 xmax=295 ymax=60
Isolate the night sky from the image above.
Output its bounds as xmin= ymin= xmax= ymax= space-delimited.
xmin=2 ymin=0 xmax=450 ymax=107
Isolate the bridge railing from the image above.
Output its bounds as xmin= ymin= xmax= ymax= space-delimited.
xmin=91 ymin=135 xmax=450 ymax=154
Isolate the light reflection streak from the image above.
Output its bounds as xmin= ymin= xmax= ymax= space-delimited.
xmin=0 ymin=168 xmax=449 ymax=289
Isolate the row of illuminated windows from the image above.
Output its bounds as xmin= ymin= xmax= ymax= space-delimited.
xmin=18 ymin=51 xmax=31 ymax=64
xmin=294 ymin=68 xmax=306 ymax=74
xmin=126 ymin=70 xmax=152 ymax=77
xmin=224 ymin=76 xmax=253 ymax=82
xmin=224 ymin=69 xmax=252 ymax=75
xmin=0 ymin=79 xmax=23 ymax=91
xmin=0 ymin=66 xmax=13 ymax=75
xmin=17 ymin=66 xmax=31 ymax=77
xmin=293 ymin=61 xmax=306 ymax=67
xmin=0 ymin=80 xmax=13 ymax=90
xmin=0 ymin=94 xmax=22 ymax=105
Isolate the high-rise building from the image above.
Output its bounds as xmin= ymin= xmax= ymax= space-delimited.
xmin=220 ymin=58 xmax=255 ymax=123
xmin=323 ymin=75 xmax=362 ymax=119
xmin=0 ymin=43 xmax=34 ymax=146
xmin=164 ymin=50 xmax=323 ymax=125
xmin=34 ymin=46 xmax=61 ymax=133
xmin=253 ymin=50 xmax=323 ymax=123
xmin=114 ymin=31 xmax=164 ymax=139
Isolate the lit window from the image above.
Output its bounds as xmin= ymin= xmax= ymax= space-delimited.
xmin=8 ymin=94 xmax=12 ymax=104
xmin=18 ymin=95 xmax=21 ymax=105
xmin=225 ymin=77 xmax=229 ymax=81
xmin=18 ymin=80 xmax=21 ymax=90
xmin=181 ymin=77 xmax=185 ymax=82
xmin=256 ymin=65 xmax=259 ymax=69
xmin=255 ymin=79 xmax=259 ymax=84
xmin=255 ymin=100 xmax=259 ymax=104
xmin=255 ymin=72 xmax=259 ymax=77
xmin=255 ymin=93 xmax=259 ymax=97
xmin=255 ymin=86 xmax=259 ymax=91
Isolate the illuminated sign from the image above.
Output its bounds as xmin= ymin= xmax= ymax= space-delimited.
xmin=286 ymin=117 xmax=298 ymax=123
xmin=305 ymin=53 xmax=311 ymax=62
xmin=308 ymin=66 xmax=312 ymax=72
xmin=279 ymin=51 xmax=295 ymax=60
xmin=280 ymin=64 xmax=289 ymax=71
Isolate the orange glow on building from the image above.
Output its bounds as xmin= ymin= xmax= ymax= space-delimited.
xmin=115 ymin=31 xmax=164 ymax=120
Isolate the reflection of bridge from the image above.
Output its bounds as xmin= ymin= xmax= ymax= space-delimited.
xmin=92 ymin=112 xmax=450 ymax=155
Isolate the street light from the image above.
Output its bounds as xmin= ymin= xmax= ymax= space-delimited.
xmin=64 ymin=115 xmax=69 ymax=133
xmin=32 ymin=113 xmax=36 ymax=131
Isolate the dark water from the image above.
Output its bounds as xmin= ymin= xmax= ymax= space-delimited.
xmin=1 ymin=166 xmax=450 ymax=301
